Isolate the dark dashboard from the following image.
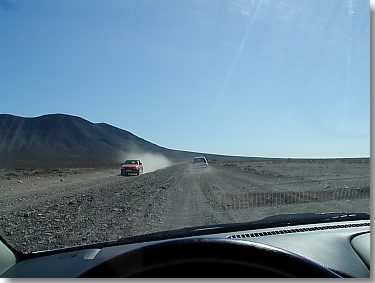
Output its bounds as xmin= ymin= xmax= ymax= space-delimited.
xmin=0 ymin=218 xmax=370 ymax=278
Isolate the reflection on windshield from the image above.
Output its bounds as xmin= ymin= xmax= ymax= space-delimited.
xmin=0 ymin=0 xmax=370 ymax=253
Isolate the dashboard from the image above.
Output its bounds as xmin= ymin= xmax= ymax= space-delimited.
xmin=0 ymin=219 xmax=370 ymax=277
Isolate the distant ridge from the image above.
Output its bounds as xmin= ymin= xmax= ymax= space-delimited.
xmin=0 ymin=114 xmax=368 ymax=168
xmin=0 ymin=114 xmax=259 ymax=167
xmin=0 ymin=114 xmax=178 ymax=167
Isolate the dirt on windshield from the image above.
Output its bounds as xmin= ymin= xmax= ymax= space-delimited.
xmin=0 ymin=158 xmax=370 ymax=253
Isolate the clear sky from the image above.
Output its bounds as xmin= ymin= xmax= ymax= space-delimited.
xmin=0 ymin=0 xmax=370 ymax=158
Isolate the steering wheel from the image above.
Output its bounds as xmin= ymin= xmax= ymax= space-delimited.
xmin=80 ymin=239 xmax=340 ymax=277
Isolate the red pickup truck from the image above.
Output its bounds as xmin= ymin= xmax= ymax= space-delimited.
xmin=121 ymin=159 xmax=144 ymax=176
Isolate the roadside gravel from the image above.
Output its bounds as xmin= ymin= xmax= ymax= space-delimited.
xmin=0 ymin=159 xmax=370 ymax=253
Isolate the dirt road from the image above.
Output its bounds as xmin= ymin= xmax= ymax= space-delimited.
xmin=0 ymin=158 xmax=370 ymax=252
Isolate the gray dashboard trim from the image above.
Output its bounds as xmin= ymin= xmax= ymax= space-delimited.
xmin=0 ymin=240 xmax=17 ymax=275
xmin=1 ymin=220 xmax=370 ymax=278
xmin=351 ymin=232 xmax=370 ymax=268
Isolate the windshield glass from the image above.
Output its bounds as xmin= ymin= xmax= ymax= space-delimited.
xmin=0 ymin=0 xmax=370 ymax=253
xmin=124 ymin=160 xmax=138 ymax=165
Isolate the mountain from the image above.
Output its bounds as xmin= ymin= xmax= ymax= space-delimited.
xmin=0 ymin=114 xmax=200 ymax=167
xmin=0 ymin=113 xmax=268 ymax=168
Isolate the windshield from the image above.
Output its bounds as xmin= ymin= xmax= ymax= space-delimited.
xmin=193 ymin=158 xmax=207 ymax=163
xmin=0 ymin=0 xmax=370 ymax=253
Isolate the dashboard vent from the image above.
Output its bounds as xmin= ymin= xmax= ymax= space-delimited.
xmin=226 ymin=222 xmax=370 ymax=239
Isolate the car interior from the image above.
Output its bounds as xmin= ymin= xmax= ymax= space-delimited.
xmin=0 ymin=213 xmax=370 ymax=278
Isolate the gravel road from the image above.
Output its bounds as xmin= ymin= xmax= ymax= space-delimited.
xmin=0 ymin=158 xmax=370 ymax=253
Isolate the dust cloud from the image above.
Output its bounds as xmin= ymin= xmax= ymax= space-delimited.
xmin=119 ymin=152 xmax=172 ymax=173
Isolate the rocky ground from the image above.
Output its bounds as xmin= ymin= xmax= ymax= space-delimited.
xmin=0 ymin=158 xmax=370 ymax=253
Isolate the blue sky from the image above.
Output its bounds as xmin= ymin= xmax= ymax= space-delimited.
xmin=0 ymin=0 xmax=370 ymax=157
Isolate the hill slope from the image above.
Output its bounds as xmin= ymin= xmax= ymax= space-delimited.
xmin=0 ymin=114 xmax=195 ymax=167
xmin=0 ymin=113 xmax=272 ymax=167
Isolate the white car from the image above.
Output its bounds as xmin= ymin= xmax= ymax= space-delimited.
xmin=192 ymin=156 xmax=208 ymax=170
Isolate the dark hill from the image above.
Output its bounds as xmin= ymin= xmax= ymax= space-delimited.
xmin=0 ymin=114 xmax=195 ymax=167
xmin=0 ymin=114 xmax=269 ymax=168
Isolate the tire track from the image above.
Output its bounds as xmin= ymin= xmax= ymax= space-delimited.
xmin=158 ymin=165 xmax=235 ymax=230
